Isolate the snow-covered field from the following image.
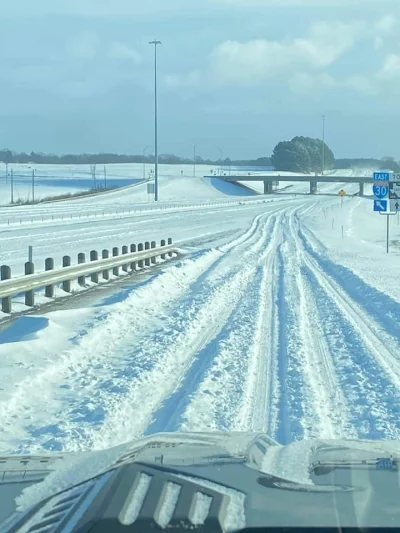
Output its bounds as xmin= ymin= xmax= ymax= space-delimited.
xmin=0 ymin=167 xmax=399 ymax=455
xmin=0 ymin=163 xmax=229 ymax=203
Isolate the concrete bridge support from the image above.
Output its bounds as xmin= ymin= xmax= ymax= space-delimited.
xmin=263 ymin=180 xmax=273 ymax=194
xmin=359 ymin=182 xmax=364 ymax=196
xmin=310 ymin=180 xmax=318 ymax=194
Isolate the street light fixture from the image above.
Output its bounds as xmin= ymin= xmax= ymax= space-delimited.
xmin=149 ymin=39 xmax=162 ymax=201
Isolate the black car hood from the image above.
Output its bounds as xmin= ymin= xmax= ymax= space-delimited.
xmin=1 ymin=432 xmax=400 ymax=532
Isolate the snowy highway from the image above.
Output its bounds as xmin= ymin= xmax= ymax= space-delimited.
xmin=0 ymin=169 xmax=359 ymax=276
xmin=0 ymin=170 xmax=400 ymax=455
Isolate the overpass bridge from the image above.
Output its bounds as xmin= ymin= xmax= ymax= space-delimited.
xmin=206 ymin=174 xmax=373 ymax=196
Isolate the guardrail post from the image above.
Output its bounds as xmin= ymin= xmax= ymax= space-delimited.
xmin=145 ymin=242 xmax=150 ymax=267
xmin=102 ymin=249 xmax=110 ymax=279
xmin=160 ymin=239 xmax=166 ymax=260
xmin=113 ymin=247 xmax=119 ymax=276
xmin=25 ymin=262 xmax=35 ymax=307
xmin=130 ymin=244 xmax=137 ymax=271
xmin=77 ymin=253 xmax=86 ymax=286
xmin=122 ymin=245 xmax=129 ymax=272
xmin=45 ymin=258 xmax=54 ymax=297
xmin=151 ymin=241 xmax=157 ymax=264
xmin=62 ymin=256 xmax=72 ymax=292
xmin=1 ymin=265 xmax=11 ymax=313
xmin=138 ymin=243 xmax=144 ymax=269
xmin=168 ymin=238 xmax=173 ymax=258
xmin=90 ymin=250 xmax=99 ymax=283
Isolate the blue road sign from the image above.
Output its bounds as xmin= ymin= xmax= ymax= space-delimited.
xmin=373 ymin=184 xmax=389 ymax=199
xmin=374 ymin=172 xmax=390 ymax=181
xmin=374 ymin=200 xmax=388 ymax=212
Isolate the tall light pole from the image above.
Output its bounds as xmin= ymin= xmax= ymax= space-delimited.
xmin=193 ymin=144 xmax=197 ymax=177
xmin=32 ymin=169 xmax=35 ymax=203
xmin=217 ymin=146 xmax=223 ymax=175
xmin=321 ymin=115 xmax=326 ymax=176
xmin=149 ymin=39 xmax=162 ymax=201
xmin=143 ymin=145 xmax=150 ymax=181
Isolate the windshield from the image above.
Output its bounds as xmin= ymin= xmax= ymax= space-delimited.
xmin=0 ymin=0 xmax=399 ymax=528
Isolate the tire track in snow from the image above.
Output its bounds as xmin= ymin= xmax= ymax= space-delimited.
xmin=88 ymin=213 xmax=278 ymax=448
xmin=302 ymin=264 xmax=400 ymax=439
xmin=275 ymin=240 xmax=301 ymax=444
xmin=294 ymin=218 xmax=400 ymax=392
xmin=0 ymin=248 xmax=225 ymax=452
xmin=237 ymin=230 xmax=281 ymax=436
xmin=164 ymin=215 xmax=283 ymax=435
xmin=0 ymin=210 xmax=278 ymax=453
xmin=298 ymin=220 xmax=400 ymax=341
xmin=275 ymin=215 xmax=352 ymax=443
xmin=291 ymin=219 xmax=400 ymax=439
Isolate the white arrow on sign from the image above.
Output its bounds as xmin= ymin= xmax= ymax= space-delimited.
xmin=390 ymin=200 xmax=400 ymax=211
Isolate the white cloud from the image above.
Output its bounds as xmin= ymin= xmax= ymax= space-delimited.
xmin=372 ymin=16 xmax=398 ymax=49
xmin=210 ymin=21 xmax=363 ymax=86
xmin=108 ymin=43 xmax=142 ymax=65
xmin=164 ymin=70 xmax=201 ymax=88
xmin=376 ymin=14 xmax=397 ymax=32
xmin=344 ymin=75 xmax=377 ymax=95
xmin=377 ymin=53 xmax=400 ymax=81
xmin=66 ymin=32 xmax=99 ymax=60
xmin=288 ymin=72 xmax=337 ymax=94
xmin=289 ymin=71 xmax=379 ymax=97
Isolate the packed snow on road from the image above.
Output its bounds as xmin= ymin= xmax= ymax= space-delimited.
xmin=0 ymin=166 xmax=399 ymax=455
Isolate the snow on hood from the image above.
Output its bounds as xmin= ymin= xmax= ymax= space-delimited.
xmin=16 ymin=432 xmax=400 ymax=512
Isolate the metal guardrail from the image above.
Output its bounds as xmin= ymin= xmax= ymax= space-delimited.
xmin=0 ymin=238 xmax=177 ymax=314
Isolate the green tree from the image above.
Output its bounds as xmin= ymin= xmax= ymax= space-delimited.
xmin=0 ymin=149 xmax=13 ymax=164
xmin=380 ymin=157 xmax=400 ymax=172
xmin=272 ymin=136 xmax=335 ymax=173
xmin=271 ymin=140 xmax=311 ymax=173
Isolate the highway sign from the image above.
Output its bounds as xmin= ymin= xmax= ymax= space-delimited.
xmin=339 ymin=189 xmax=346 ymax=197
xmin=391 ymin=173 xmax=400 ymax=182
xmin=389 ymin=182 xmax=400 ymax=200
xmin=374 ymin=200 xmax=388 ymax=212
xmin=373 ymin=184 xmax=389 ymax=199
xmin=390 ymin=200 xmax=400 ymax=212
xmin=147 ymin=183 xmax=155 ymax=194
xmin=374 ymin=172 xmax=391 ymax=181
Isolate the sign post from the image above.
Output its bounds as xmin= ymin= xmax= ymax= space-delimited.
xmin=379 ymin=212 xmax=397 ymax=254
xmin=339 ymin=189 xmax=346 ymax=209
xmin=373 ymin=171 xmax=399 ymax=253
xmin=147 ymin=182 xmax=155 ymax=202
xmin=386 ymin=214 xmax=389 ymax=255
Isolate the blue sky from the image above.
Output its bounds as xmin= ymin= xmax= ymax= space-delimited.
xmin=0 ymin=0 xmax=399 ymax=159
